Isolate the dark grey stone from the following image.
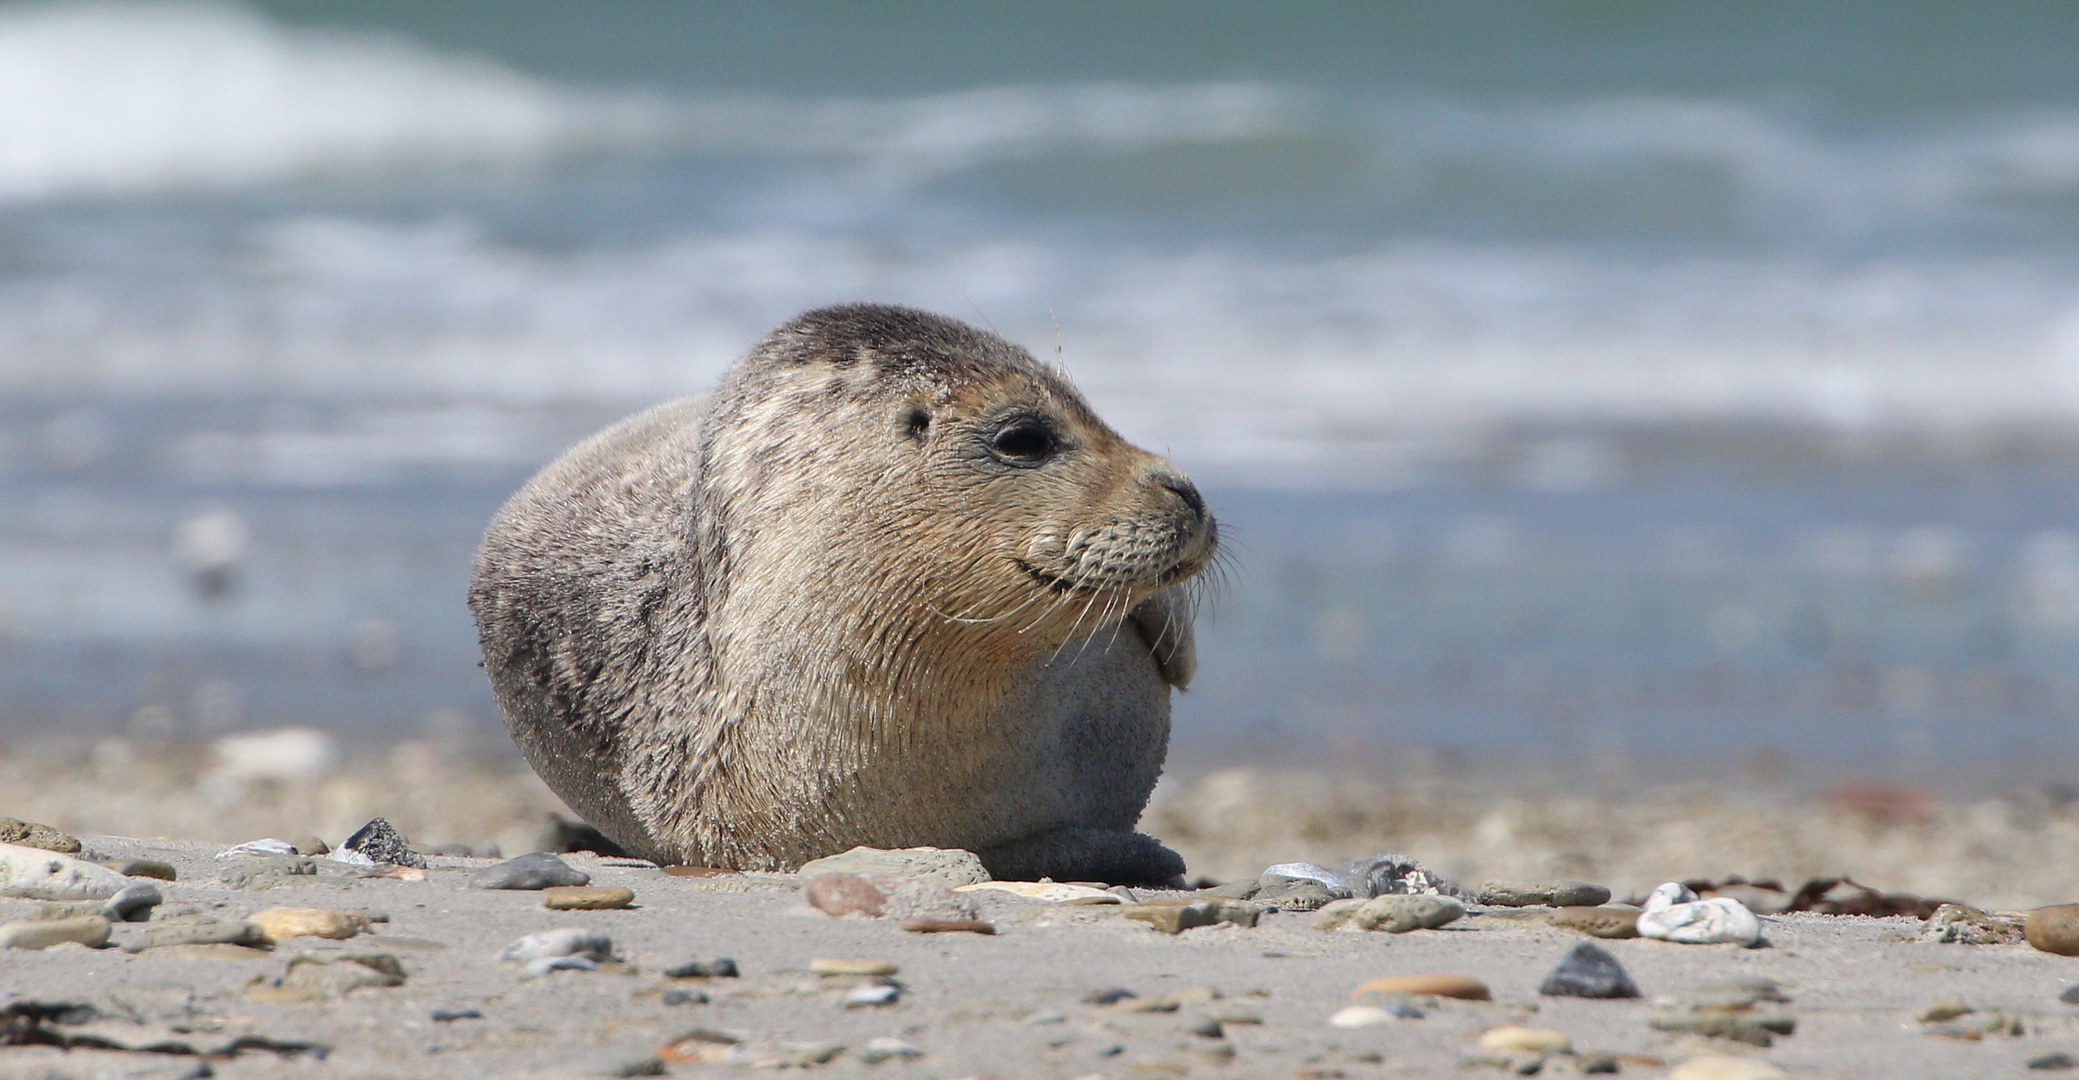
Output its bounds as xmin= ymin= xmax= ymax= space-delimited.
xmin=341 ymin=817 xmax=426 ymax=869
xmin=469 ymin=851 xmax=590 ymax=890
xmin=2061 ymin=984 xmax=2079 ymax=1005
xmin=662 ymin=958 xmax=738 ymax=978
xmin=101 ymin=883 xmax=162 ymax=922
xmin=1331 ymin=853 xmax=1472 ymax=900
xmin=1252 ymin=877 xmax=1338 ymax=911
xmin=1539 ymin=942 xmax=1642 ymax=999
xmin=432 ymin=1009 xmax=483 ymax=1022
xmin=661 ymin=989 xmax=708 ymax=1005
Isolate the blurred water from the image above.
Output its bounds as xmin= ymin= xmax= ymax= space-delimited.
xmin=6 ymin=2 xmax=2079 ymax=775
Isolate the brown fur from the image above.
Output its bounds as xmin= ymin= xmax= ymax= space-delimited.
xmin=468 ymin=304 xmax=1215 ymax=883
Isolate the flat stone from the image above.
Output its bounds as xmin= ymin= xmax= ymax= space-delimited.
xmin=101 ymin=883 xmax=162 ymax=922
xmin=1550 ymin=905 xmax=1642 ymax=938
xmin=269 ymin=953 xmax=405 ymax=998
xmin=1352 ymin=894 xmax=1464 ymax=933
xmin=796 ymin=845 xmax=989 ymax=888
xmin=1638 ymin=893 xmax=1762 ymax=946
xmin=843 ymin=983 xmax=900 ymax=1007
xmin=1351 ymin=974 xmax=1491 ymax=1001
xmin=2060 ymin=985 xmax=2079 ymax=1005
xmin=663 ymin=958 xmax=739 ymax=978
xmin=217 ymin=839 xmax=298 ymax=858
xmin=526 ymin=956 xmax=600 ymax=976
xmin=1923 ymin=902 xmax=2025 ymax=944
xmin=810 ymin=957 xmax=897 ymax=977
xmin=1667 ymin=1055 xmax=1788 ymax=1080
xmin=100 ymin=859 xmax=176 ymax=881
xmin=501 ymin=928 xmax=615 ymax=963
xmin=660 ymin=988 xmax=707 ymax=1005
xmin=1123 ymin=901 xmax=1222 ymax=934
xmin=249 ymin=907 xmax=368 ymax=942
xmin=216 ymin=854 xmax=317 ymax=889
xmin=1539 ymin=941 xmax=1641 ymax=998
xmin=656 ymin=1030 xmax=741 ymax=1065
xmin=574 ymin=1052 xmax=666 ymax=1078
xmin=1262 ymin=862 xmax=1352 ymax=894
xmin=1648 ymin=1011 xmax=1795 ymax=1047
xmin=544 ymin=885 xmax=636 ymax=910
xmin=0 ymin=818 xmax=80 ymax=853
xmin=1478 ymin=880 xmax=1612 ymax=908
xmin=901 ymin=918 xmax=995 ymax=934
xmin=127 ymin=918 xmax=265 ymax=951
xmin=956 ymin=880 xmax=1119 ymax=904
xmin=2028 ymin=904 xmax=2079 ymax=956
xmin=0 ymin=915 xmax=111 ymax=950
xmin=2031 ymin=1052 xmax=2078 ymax=1070
xmin=1329 ymin=1006 xmax=1415 ymax=1028
xmin=470 ymin=851 xmax=590 ymax=890
xmin=0 ymin=842 xmax=131 ymax=900
xmin=1311 ymin=897 xmax=1367 ymax=930
xmin=337 ymin=817 xmax=426 ymax=868
xmin=1917 ymin=999 xmax=1974 ymax=1023
xmin=881 ymin=879 xmax=981 ymax=922
xmin=804 ymin=872 xmax=886 ymax=916
xmin=856 ymin=1037 xmax=923 ymax=1063
xmin=1479 ymin=1026 xmax=1572 ymax=1054
xmin=1252 ymin=876 xmax=1338 ymax=911
xmin=1332 ymin=853 xmax=1470 ymax=899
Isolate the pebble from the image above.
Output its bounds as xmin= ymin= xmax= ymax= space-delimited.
xmin=1539 ymin=941 xmax=1641 ymax=999
xmin=1263 ymin=862 xmax=1351 ymax=893
xmin=432 ymin=1008 xmax=483 ymax=1022
xmin=1351 ymin=894 xmax=1464 ymax=933
xmin=957 ymin=880 xmax=1121 ymax=904
xmin=266 ymin=953 xmax=406 ymax=998
xmin=471 ymin=851 xmax=592 ymax=890
xmin=1922 ymin=902 xmax=2025 ymax=944
xmin=1667 ymin=1056 xmax=1788 ymax=1080
xmin=249 ymin=907 xmax=368 ymax=942
xmin=101 ymin=882 xmax=162 ymax=922
xmin=811 ymin=957 xmax=897 ymax=977
xmin=1332 ymin=853 xmax=1472 ymax=899
xmin=664 ymin=958 xmax=739 ymax=978
xmin=216 ymin=854 xmax=318 ymax=889
xmin=856 ymin=1037 xmax=923 ymax=1062
xmin=100 ymin=858 xmax=176 ymax=881
xmin=1478 ymin=880 xmax=1611 ymax=908
xmin=661 ymin=989 xmax=708 ymax=1005
xmin=500 ymin=928 xmax=616 ymax=963
xmin=2028 ymin=904 xmax=2079 ymax=956
xmin=804 ymin=872 xmax=886 ymax=916
xmin=0 ymin=915 xmax=112 ymax=950
xmin=0 ymin=842 xmax=132 ymax=900
xmin=796 ymin=845 xmax=989 ymax=888
xmin=1352 ymin=974 xmax=1492 ymax=1001
xmin=216 ymin=838 xmax=299 ymax=859
xmin=292 ymin=836 xmax=331 ymax=856
xmin=2062 ymin=985 xmax=2079 ymax=1005
xmin=1329 ymin=1005 xmax=1415 ymax=1028
xmin=1549 ymin=905 xmax=1643 ymax=938
xmin=337 ymin=817 xmax=427 ymax=869
xmin=1917 ymin=999 xmax=1973 ymax=1023
xmin=1648 ymin=1012 xmax=1795 ymax=1047
xmin=1638 ymin=884 xmax=1763 ymax=946
xmin=882 ymin=879 xmax=982 ymax=922
xmin=0 ymin=818 xmax=81 ymax=854
xmin=901 ymin=918 xmax=996 ymax=934
xmin=842 ymin=983 xmax=900 ymax=1007
xmin=127 ymin=918 xmax=266 ymax=951
xmin=1479 ymin=1026 xmax=1572 ymax=1054
xmin=574 ymin=1052 xmax=665 ymax=1077
xmin=544 ymin=885 xmax=636 ymax=910
xmin=1123 ymin=901 xmax=1223 ymax=934
xmin=2031 ymin=1052 xmax=2078 ymax=1070
xmin=526 ymin=956 xmax=601 ymax=977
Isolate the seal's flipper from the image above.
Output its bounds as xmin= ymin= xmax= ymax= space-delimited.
xmin=1128 ymin=589 xmax=1196 ymax=689
xmin=978 ymin=826 xmax=1185 ymax=887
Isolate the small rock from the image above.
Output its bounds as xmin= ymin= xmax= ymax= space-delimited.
xmin=1201 ymin=876 xmax=1265 ymax=899
xmin=901 ymin=918 xmax=996 ymax=934
xmin=796 ymin=845 xmax=989 ymax=888
xmin=2029 ymin=904 xmax=2079 ymax=956
xmin=1539 ymin=942 xmax=1641 ymax=999
xmin=1478 ymin=880 xmax=1612 ymax=908
xmin=1917 ymin=999 xmax=1974 ymax=1023
xmin=2061 ymin=984 xmax=2079 ymax=1005
xmin=1252 ymin=876 xmax=1339 ymax=911
xmin=1479 ymin=1026 xmax=1572 ymax=1054
xmin=526 ymin=956 xmax=600 ymax=977
xmin=127 ymin=918 xmax=265 ymax=951
xmin=1922 ymin=902 xmax=2025 ymax=944
xmin=1352 ymin=974 xmax=1491 ymax=1001
xmin=271 ymin=953 xmax=405 ymax=998
xmin=1690 ymin=976 xmax=1791 ymax=1009
xmin=99 ymin=858 xmax=176 ymax=881
xmin=1351 ymin=894 xmax=1464 ymax=933
xmin=248 ymin=907 xmax=368 ymax=943
xmin=500 ymin=928 xmax=615 ymax=963
xmin=1084 ymin=987 xmax=1137 ymax=1005
xmin=804 ymin=872 xmax=886 ymax=916
xmin=292 ymin=836 xmax=331 ymax=856
xmin=882 ymin=878 xmax=982 ymax=922
xmin=0 ymin=915 xmax=111 ymax=950
xmin=661 ymin=988 xmax=708 ymax=1005
xmin=216 ymin=854 xmax=318 ymax=890
xmin=1262 ymin=862 xmax=1353 ymax=895
xmin=101 ymin=883 xmax=162 ymax=922
xmin=337 ymin=817 xmax=426 ymax=869
xmin=1311 ymin=897 xmax=1367 ymax=929
xmin=811 ymin=957 xmax=897 ymax=977
xmin=0 ymin=818 xmax=80 ymax=854
xmin=217 ymin=838 xmax=299 ymax=859
xmin=432 ymin=1008 xmax=483 ymax=1022
xmin=656 ymin=1029 xmax=741 ymax=1065
xmin=544 ymin=886 xmax=636 ymax=910
xmin=1667 ymin=1056 xmax=1787 ymax=1080
xmin=664 ymin=958 xmax=739 ymax=978
xmin=1123 ymin=901 xmax=1223 ymax=934
xmin=843 ymin=983 xmax=899 ymax=1007
xmin=1648 ymin=1012 xmax=1795 ymax=1047
xmin=1638 ymin=886 xmax=1762 ymax=946
xmin=1331 ymin=853 xmax=1472 ymax=899
xmin=470 ymin=851 xmax=591 ymax=890
xmin=1549 ymin=905 xmax=1643 ymax=938
xmin=0 ymin=842 xmax=132 ymax=900
xmin=574 ymin=1052 xmax=666 ymax=1077
xmin=856 ymin=1037 xmax=922 ymax=1062
xmin=1329 ymin=1005 xmax=1416 ymax=1028
xmin=2031 ymin=1052 xmax=2078 ymax=1070
xmin=956 ymin=880 xmax=1120 ymax=904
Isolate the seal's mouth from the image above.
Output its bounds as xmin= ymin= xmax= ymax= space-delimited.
xmin=1016 ymin=552 xmax=1209 ymax=596
xmin=1016 ymin=559 xmax=1097 ymax=595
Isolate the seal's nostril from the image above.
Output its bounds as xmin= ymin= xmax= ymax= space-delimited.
xmin=1158 ymin=475 xmax=1205 ymax=517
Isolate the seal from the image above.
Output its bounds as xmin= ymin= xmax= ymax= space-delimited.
xmin=469 ymin=303 xmax=1217 ymax=885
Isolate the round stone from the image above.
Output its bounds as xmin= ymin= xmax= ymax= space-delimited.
xmin=2027 ymin=904 xmax=2079 ymax=956
xmin=544 ymin=886 xmax=636 ymax=910
xmin=1353 ymin=894 xmax=1464 ymax=933
xmin=804 ymin=872 xmax=886 ymax=917
xmin=1351 ymin=974 xmax=1491 ymax=1001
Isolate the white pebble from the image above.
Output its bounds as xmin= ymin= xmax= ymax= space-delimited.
xmin=524 ymin=956 xmax=599 ymax=977
xmin=1638 ymin=896 xmax=1762 ymax=945
xmin=1328 ymin=1006 xmax=1404 ymax=1028
xmin=215 ymin=838 xmax=298 ymax=859
xmin=843 ymin=984 xmax=900 ymax=1007
xmin=0 ymin=843 xmax=131 ymax=901
xmin=501 ymin=928 xmax=614 ymax=963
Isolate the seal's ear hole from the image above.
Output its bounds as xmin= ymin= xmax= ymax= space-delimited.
xmin=903 ymin=407 xmax=930 ymax=442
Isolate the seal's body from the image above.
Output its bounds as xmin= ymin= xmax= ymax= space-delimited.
xmin=469 ymin=305 xmax=1215 ymax=884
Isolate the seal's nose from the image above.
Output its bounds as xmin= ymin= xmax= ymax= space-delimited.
xmin=1156 ymin=473 xmax=1206 ymax=518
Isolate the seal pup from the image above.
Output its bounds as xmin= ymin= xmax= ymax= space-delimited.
xmin=469 ymin=303 xmax=1217 ymax=885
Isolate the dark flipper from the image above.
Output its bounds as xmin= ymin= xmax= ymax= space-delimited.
xmin=978 ymin=826 xmax=1186 ymax=887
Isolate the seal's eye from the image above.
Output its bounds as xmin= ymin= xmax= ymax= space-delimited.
xmin=991 ymin=420 xmax=1057 ymax=463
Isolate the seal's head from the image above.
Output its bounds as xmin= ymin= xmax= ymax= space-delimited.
xmin=698 ymin=304 xmax=1216 ymax=680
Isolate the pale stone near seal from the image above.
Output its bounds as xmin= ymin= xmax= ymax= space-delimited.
xmin=471 ymin=304 xmax=1217 ymax=885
